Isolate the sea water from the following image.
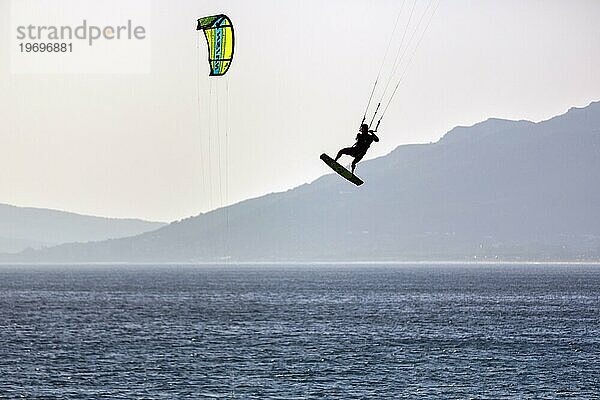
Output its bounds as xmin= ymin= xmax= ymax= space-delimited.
xmin=0 ymin=264 xmax=599 ymax=399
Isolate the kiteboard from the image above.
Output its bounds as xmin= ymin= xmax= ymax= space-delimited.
xmin=320 ymin=154 xmax=364 ymax=186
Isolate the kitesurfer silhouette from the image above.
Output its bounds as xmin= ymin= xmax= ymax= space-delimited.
xmin=334 ymin=123 xmax=379 ymax=173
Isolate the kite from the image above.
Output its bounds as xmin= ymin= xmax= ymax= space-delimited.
xmin=196 ymin=14 xmax=234 ymax=76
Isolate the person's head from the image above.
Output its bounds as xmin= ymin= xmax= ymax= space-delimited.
xmin=360 ymin=123 xmax=369 ymax=133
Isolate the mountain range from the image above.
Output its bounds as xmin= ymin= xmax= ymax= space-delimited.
xmin=3 ymin=101 xmax=599 ymax=262
xmin=0 ymin=203 xmax=165 ymax=254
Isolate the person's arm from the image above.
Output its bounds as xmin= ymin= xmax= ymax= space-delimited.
xmin=371 ymin=132 xmax=379 ymax=142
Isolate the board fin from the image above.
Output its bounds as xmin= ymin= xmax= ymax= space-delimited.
xmin=320 ymin=153 xmax=364 ymax=186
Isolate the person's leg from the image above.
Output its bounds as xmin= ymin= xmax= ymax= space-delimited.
xmin=335 ymin=147 xmax=355 ymax=161
xmin=351 ymin=151 xmax=366 ymax=173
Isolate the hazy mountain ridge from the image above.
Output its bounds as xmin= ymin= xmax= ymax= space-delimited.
xmin=0 ymin=203 xmax=167 ymax=253
xmin=3 ymin=101 xmax=600 ymax=262
xmin=0 ymin=236 xmax=49 ymax=254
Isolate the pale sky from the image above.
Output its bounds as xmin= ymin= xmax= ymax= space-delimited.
xmin=1 ymin=0 xmax=599 ymax=222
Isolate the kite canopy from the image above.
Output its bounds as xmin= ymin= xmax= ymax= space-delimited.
xmin=197 ymin=14 xmax=234 ymax=76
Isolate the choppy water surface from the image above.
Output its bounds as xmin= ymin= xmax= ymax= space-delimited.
xmin=1 ymin=264 xmax=599 ymax=399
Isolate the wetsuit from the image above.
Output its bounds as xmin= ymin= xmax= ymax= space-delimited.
xmin=335 ymin=131 xmax=379 ymax=172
